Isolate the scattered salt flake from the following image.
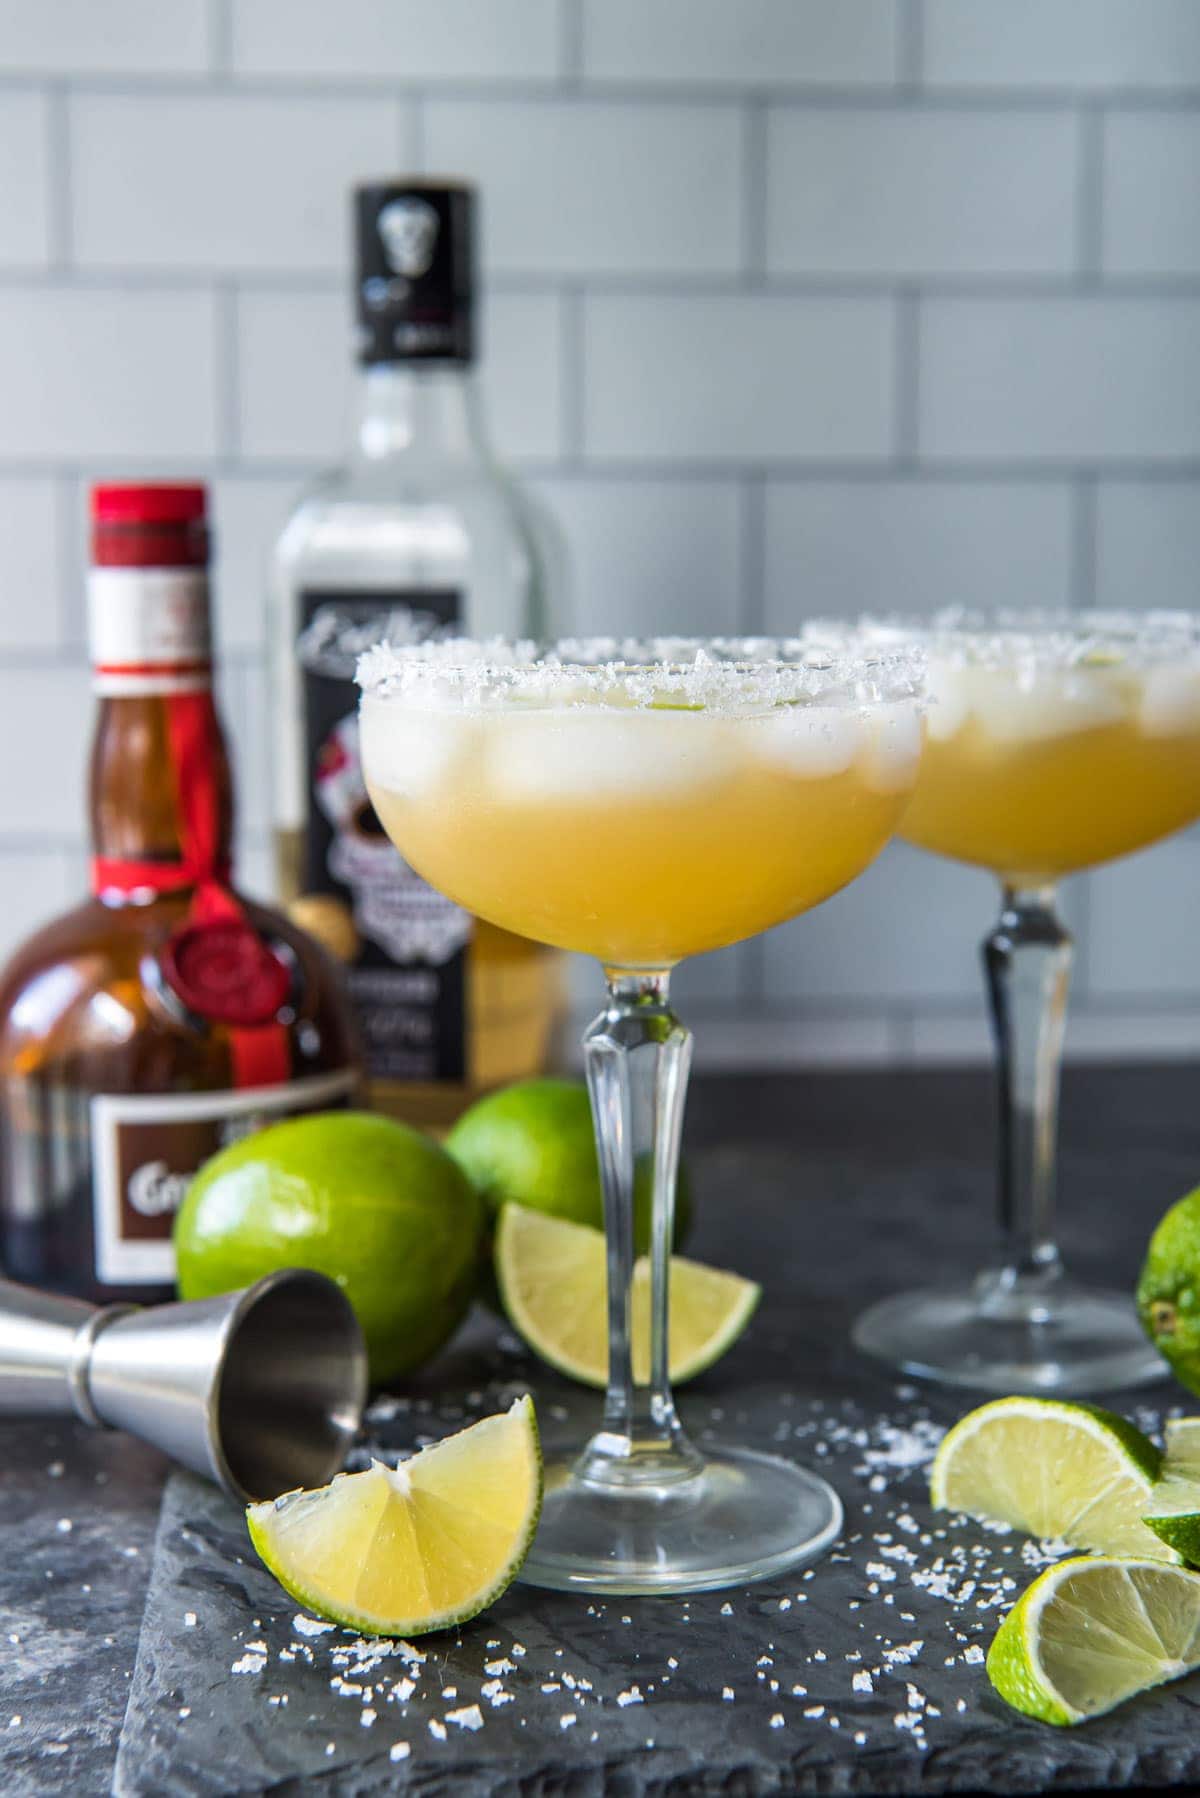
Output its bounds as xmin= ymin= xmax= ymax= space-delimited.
xmin=812 ymin=1650 xmax=827 ymax=1663
xmin=183 ymin=1612 xmax=196 ymax=1629
xmin=852 ymin=1671 xmax=873 ymax=1694
xmin=778 ymin=1598 xmax=792 ymax=1611
xmin=55 ymin=1519 xmax=72 ymax=1534
xmin=769 ymin=1713 xmax=785 ymax=1729
xmin=485 ymin=1657 xmax=516 ymax=1676
xmin=394 ymin=1677 xmax=416 ymax=1703
xmin=803 ymin=1705 xmax=825 ymax=1720
xmin=360 ymin=1709 xmax=376 ymax=1728
xmin=882 ymin=1640 xmax=923 ymax=1668
xmin=956 ymin=1699 xmax=967 ymax=1714
xmin=179 ymin=1707 xmax=190 ymax=1719
xmin=446 ymin=1705 xmax=483 ymax=1732
xmin=390 ymin=1742 xmax=410 ymax=1763
xmin=963 ymin=1644 xmax=985 ymax=1666
xmin=231 ymin=1653 xmax=266 ymax=1676
xmin=293 ymin=1615 xmax=336 ymax=1638
xmin=722 ymin=1687 xmax=735 ymax=1702
xmin=616 ymin=1687 xmax=643 ymax=1708
xmin=428 ymin=1720 xmax=447 ymax=1741
xmin=720 ymin=1602 xmax=733 ymax=1616
xmin=854 ymin=1730 xmax=867 ymax=1745
xmin=541 ymin=1682 xmax=561 ymax=1694
xmin=791 ymin=1684 xmax=807 ymax=1697
xmin=560 ymin=1713 xmax=577 ymax=1730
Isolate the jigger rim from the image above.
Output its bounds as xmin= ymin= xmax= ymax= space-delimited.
xmin=202 ymin=1267 xmax=367 ymax=1502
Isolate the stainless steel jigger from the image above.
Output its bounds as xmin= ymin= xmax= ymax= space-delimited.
xmin=0 ymin=1268 xmax=368 ymax=1502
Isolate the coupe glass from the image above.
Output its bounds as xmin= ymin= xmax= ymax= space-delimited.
xmin=847 ymin=611 xmax=1200 ymax=1394
xmin=358 ymin=635 xmax=923 ymax=1594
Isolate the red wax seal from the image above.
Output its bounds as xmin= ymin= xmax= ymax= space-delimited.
xmin=161 ymin=919 xmax=291 ymax=1027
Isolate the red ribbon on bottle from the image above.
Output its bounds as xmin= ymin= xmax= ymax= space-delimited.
xmin=91 ymin=691 xmax=292 ymax=1090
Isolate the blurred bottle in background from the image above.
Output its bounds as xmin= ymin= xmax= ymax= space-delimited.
xmin=271 ymin=180 xmax=566 ymax=1129
xmin=0 ymin=485 xmax=360 ymax=1304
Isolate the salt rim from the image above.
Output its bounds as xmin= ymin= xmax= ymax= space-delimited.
xmin=356 ymin=635 xmax=924 ymax=713
xmin=804 ymin=608 xmax=1200 ymax=674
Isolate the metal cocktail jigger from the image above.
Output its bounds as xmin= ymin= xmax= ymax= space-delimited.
xmin=0 ymin=1268 xmax=368 ymax=1502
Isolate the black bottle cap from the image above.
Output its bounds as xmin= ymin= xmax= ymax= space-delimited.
xmin=355 ymin=181 xmax=475 ymax=366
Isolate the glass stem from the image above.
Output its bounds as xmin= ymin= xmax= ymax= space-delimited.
xmin=578 ymin=970 xmax=702 ymax=1489
xmin=982 ymin=885 xmax=1073 ymax=1301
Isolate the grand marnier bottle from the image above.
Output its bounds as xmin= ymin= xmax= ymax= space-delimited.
xmin=0 ymin=484 xmax=360 ymax=1304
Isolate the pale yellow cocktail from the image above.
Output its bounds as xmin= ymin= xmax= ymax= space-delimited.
xmin=362 ymin=689 xmax=920 ymax=969
xmin=901 ymin=654 xmax=1200 ymax=885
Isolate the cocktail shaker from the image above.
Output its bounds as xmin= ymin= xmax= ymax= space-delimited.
xmin=0 ymin=1268 xmax=367 ymax=1502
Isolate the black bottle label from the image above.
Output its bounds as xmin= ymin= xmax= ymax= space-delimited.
xmin=297 ymin=590 xmax=468 ymax=1083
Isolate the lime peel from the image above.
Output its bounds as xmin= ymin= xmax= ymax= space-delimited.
xmin=246 ymin=1395 xmax=542 ymax=1638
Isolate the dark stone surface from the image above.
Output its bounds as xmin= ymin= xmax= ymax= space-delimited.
xmin=4 ymin=1065 xmax=1200 ymax=1794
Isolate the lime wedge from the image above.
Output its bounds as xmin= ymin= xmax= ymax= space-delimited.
xmin=246 ymin=1396 xmax=542 ymax=1636
xmin=494 ymin=1203 xmax=759 ymax=1389
xmin=930 ymin=1396 xmax=1176 ymax=1561
xmin=988 ymin=1555 xmax=1200 ymax=1724
xmin=1144 ymin=1417 xmax=1200 ymax=1565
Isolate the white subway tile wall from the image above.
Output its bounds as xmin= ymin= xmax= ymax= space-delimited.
xmin=0 ymin=0 xmax=1197 ymax=1068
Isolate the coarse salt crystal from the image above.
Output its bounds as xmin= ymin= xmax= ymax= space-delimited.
xmin=446 ymin=1705 xmax=484 ymax=1732
xmin=769 ymin=1714 xmax=784 ymax=1729
xmin=616 ymin=1687 xmax=643 ymax=1707
xmin=293 ymin=1615 xmax=336 ymax=1637
xmin=722 ymin=1687 xmax=734 ymax=1702
xmin=390 ymin=1743 xmax=410 ymax=1762
xmin=852 ymin=1671 xmax=872 ymax=1694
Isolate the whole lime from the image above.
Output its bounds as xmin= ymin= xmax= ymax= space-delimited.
xmin=445 ymin=1078 xmax=692 ymax=1255
xmin=1137 ymin=1184 xmax=1200 ymax=1393
xmin=174 ymin=1112 xmax=484 ymax=1385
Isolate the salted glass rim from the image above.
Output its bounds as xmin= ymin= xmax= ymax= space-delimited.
xmin=356 ymin=634 xmax=925 ymax=712
xmin=804 ymin=607 xmax=1200 ymax=672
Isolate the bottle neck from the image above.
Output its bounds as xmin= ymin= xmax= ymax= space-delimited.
xmin=87 ymin=564 xmax=234 ymax=900
xmin=353 ymin=361 xmax=489 ymax=464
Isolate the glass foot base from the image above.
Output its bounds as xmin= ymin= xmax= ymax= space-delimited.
xmin=853 ymin=1277 xmax=1167 ymax=1396
xmin=520 ymin=1441 xmax=844 ymax=1596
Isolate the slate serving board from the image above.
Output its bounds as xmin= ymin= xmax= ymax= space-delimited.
xmin=112 ymin=1070 xmax=1200 ymax=1795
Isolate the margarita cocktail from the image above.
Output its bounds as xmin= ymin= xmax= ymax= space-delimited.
xmin=849 ymin=612 xmax=1200 ymax=1395
xmin=358 ymin=636 xmax=923 ymax=1595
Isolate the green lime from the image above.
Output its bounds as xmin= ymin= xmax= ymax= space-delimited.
xmin=445 ymin=1077 xmax=692 ymax=1254
xmin=247 ymin=1396 xmax=542 ymax=1638
xmin=175 ymin=1111 xmax=484 ymax=1385
xmin=1137 ymin=1186 xmax=1200 ymax=1391
xmin=1144 ymin=1418 xmax=1200 ymax=1565
xmin=930 ymin=1396 xmax=1175 ymax=1561
xmin=987 ymin=1555 xmax=1200 ymax=1725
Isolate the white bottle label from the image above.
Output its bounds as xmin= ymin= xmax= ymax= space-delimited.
xmin=90 ymin=1069 xmax=357 ymax=1286
xmin=89 ymin=568 xmax=213 ymax=696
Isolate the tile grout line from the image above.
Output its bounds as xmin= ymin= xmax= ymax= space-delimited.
xmin=214 ymin=281 xmax=240 ymax=466
xmin=897 ymin=0 xmax=924 ymax=92
xmin=45 ymin=81 xmax=72 ymax=272
xmin=208 ymin=0 xmax=234 ymax=77
xmin=1069 ymin=474 xmax=1098 ymax=611
xmin=560 ymin=0 xmax=584 ymax=90
xmin=558 ymin=285 xmax=586 ymax=468
xmin=741 ymin=98 xmax=767 ymax=286
xmin=1075 ymin=104 xmax=1105 ymax=286
xmin=893 ymin=289 xmax=920 ymax=465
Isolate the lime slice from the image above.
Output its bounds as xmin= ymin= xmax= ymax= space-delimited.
xmin=494 ymin=1203 xmax=759 ymax=1389
xmin=246 ymin=1396 xmax=542 ymax=1636
xmin=930 ymin=1396 xmax=1176 ymax=1561
xmin=1144 ymin=1417 xmax=1200 ymax=1565
xmin=988 ymin=1555 xmax=1200 ymax=1724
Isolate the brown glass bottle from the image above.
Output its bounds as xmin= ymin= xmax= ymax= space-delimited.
xmin=0 ymin=484 xmax=360 ymax=1305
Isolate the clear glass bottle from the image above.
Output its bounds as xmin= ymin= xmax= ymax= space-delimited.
xmin=271 ymin=181 xmax=565 ymax=1127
